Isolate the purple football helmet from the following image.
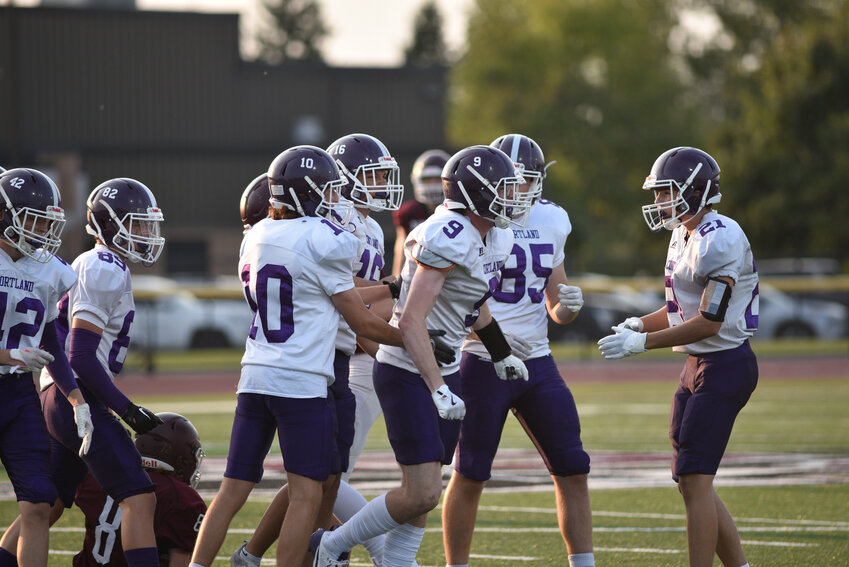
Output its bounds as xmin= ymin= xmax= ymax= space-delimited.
xmin=267 ymin=145 xmax=351 ymax=224
xmin=135 ymin=412 xmax=204 ymax=488
xmin=240 ymin=173 xmax=271 ymax=232
xmin=490 ymin=133 xmax=552 ymax=205
xmin=411 ymin=149 xmax=450 ymax=207
xmin=86 ymin=178 xmax=165 ymax=265
xmin=0 ymin=168 xmax=65 ymax=263
xmin=642 ymin=146 xmax=722 ymax=231
xmin=327 ymin=133 xmax=404 ymax=212
xmin=442 ymin=145 xmax=528 ymax=229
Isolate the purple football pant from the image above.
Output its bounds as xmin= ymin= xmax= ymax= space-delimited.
xmin=456 ymin=353 xmax=590 ymax=481
xmin=670 ymin=340 xmax=758 ymax=481
xmin=373 ymin=361 xmax=461 ymax=466
xmin=41 ymin=383 xmax=154 ymax=507
xmin=0 ymin=373 xmax=57 ymax=504
xmin=224 ymin=392 xmax=334 ymax=482
xmin=330 ymin=350 xmax=356 ymax=475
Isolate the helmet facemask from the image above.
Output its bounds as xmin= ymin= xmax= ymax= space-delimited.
xmin=91 ymin=200 xmax=165 ymax=265
xmin=413 ymin=178 xmax=444 ymax=207
xmin=460 ymin=164 xmax=529 ymax=229
xmin=339 ymin=157 xmax=404 ymax=212
xmin=642 ymin=162 xmax=705 ymax=231
xmin=272 ymin=174 xmax=353 ymax=226
xmin=1 ymin=196 xmax=65 ymax=263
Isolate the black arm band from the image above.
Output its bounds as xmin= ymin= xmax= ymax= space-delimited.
xmin=476 ymin=318 xmax=512 ymax=362
xmin=699 ymin=276 xmax=733 ymax=322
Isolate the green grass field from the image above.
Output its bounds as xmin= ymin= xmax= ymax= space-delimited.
xmin=2 ymin=342 xmax=848 ymax=565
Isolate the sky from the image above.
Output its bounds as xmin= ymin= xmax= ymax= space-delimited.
xmin=6 ymin=0 xmax=474 ymax=67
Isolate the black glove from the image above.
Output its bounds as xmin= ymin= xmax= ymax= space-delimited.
xmin=121 ymin=403 xmax=163 ymax=434
xmin=383 ymin=276 xmax=402 ymax=300
xmin=427 ymin=329 xmax=455 ymax=367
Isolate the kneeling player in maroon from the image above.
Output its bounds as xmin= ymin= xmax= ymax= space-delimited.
xmin=74 ymin=413 xmax=206 ymax=567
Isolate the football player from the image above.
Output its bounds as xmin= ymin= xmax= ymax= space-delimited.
xmin=231 ymin=133 xmax=410 ymax=567
xmin=0 ymin=168 xmax=93 ymax=567
xmin=310 ymin=145 xmax=531 ymax=567
xmin=1 ymin=177 xmax=167 ymax=567
xmin=597 ymin=147 xmax=758 ymax=567
xmin=189 ymin=146 xmax=408 ymax=567
xmin=239 ymin=173 xmax=271 ymax=232
xmin=73 ymin=413 xmax=206 ymax=567
xmin=441 ymin=134 xmax=596 ymax=567
xmin=390 ymin=149 xmax=450 ymax=274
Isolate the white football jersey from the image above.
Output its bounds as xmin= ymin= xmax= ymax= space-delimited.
xmin=239 ymin=216 xmax=359 ymax=398
xmin=664 ymin=211 xmax=759 ymax=354
xmin=463 ymin=199 xmax=570 ymax=360
xmin=39 ymin=245 xmax=135 ymax=389
xmin=0 ymin=250 xmax=76 ymax=375
xmin=377 ymin=206 xmax=514 ymax=375
xmin=335 ymin=210 xmax=386 ymax=355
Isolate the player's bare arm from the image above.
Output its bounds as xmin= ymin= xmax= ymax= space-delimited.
xmin=392 ymin=226 xmax=407 ymax=275
xmin=332 ymin=287 xmax=403 ymax=347
xmin=643 ymin=275 xmax=733 ymax=349
xmin=397 ymin=264 xmax=448 ymax=393
xmin=544 ymin=261 xmax=579 ymax=325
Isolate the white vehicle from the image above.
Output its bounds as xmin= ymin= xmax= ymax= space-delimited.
xmin=131 ymin=276 xmax=253 ymax=350
xmin=755 ymin=282 xmax=847 ymax=339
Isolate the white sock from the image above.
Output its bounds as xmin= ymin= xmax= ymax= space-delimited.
xmin=238 ymin=545 xmax=261 ymax=566
xmin=568 ymin=552 xmax=595 ymax=567
xmin=446 ymin=564 xmax=469 ymax=567
xmin=739 ymin=564 xmax=750 ymax=567
xmin=334 ymin=481 xmax=387 ymax=564
xmin=324 ymin=494 xmax=399 ymax=557
xmin=383 ymin=523 xmax=425 ymax=567
xmin=189 ymin=563 xmax=206 ymax=567
xmin=334 ymin=480 xmax=369 ymax=522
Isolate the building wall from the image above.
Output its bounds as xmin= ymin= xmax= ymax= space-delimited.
xmin=0 ymin=6 xmax=447 ymax=276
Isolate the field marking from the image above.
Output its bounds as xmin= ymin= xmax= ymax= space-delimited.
xmin=470 ymin=553 xmax=538 ymax=561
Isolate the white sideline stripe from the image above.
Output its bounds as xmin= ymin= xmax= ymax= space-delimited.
xmin=595 ymin=546 xmax=682 ymax=554
xmin=470 ymin=553 xmax=538 ymax=561
xmin=741 ymin=540 xmax=818 ymax=548
xmin=479 ymin=506 xmax=849 ymax=527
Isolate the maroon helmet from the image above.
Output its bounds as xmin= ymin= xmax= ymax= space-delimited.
xmin=411 ymin=149 xmax=450 ymax=207
xmin=135 ymin=412 xmax=204 ymax=488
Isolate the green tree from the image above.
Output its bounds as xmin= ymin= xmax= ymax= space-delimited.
xmin=449 ymin=0 xmax=704 ymax=273
xmin=708 ymin=1 xmax=849 ymax=260
xmin=255 ymin=0 xmax=328 ymax=63
xmin=405 ymin=1 xmax=449 ymax=66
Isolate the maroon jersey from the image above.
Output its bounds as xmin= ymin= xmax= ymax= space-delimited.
xmin=73 ymin=470 xmax=206 ymax=566
xmin=392 ymin=200 xmax=431 ymax=234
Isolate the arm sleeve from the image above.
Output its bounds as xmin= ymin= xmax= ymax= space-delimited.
xmin=41 ymin=319 xmax=79 ymax=397
xmin=69 ymin=327 xmax=131 ymax=415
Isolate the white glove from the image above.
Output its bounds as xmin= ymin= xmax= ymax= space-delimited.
xmin=431 ymin=385 xmax=466 ymax=420
xmin=597 ymin=326 xmax=647 ymax=359
xmin=618 ymin=316 xmax=644 ymax=332
xmin=73 ymin=403 xmax=93 ymax=457
xmin=504 ymin=332 xmax=533 ymax=360
xmin=493 ymin=354 xmax=529 ymax=381
xmin=9 ymin=347 xmax=54 ymax=371
xmin=557 ymin=284 xmax=584 ymax=312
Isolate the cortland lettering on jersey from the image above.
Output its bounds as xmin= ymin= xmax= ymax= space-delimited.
xmin=0 ymin=276 xmax=35 ymax=291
